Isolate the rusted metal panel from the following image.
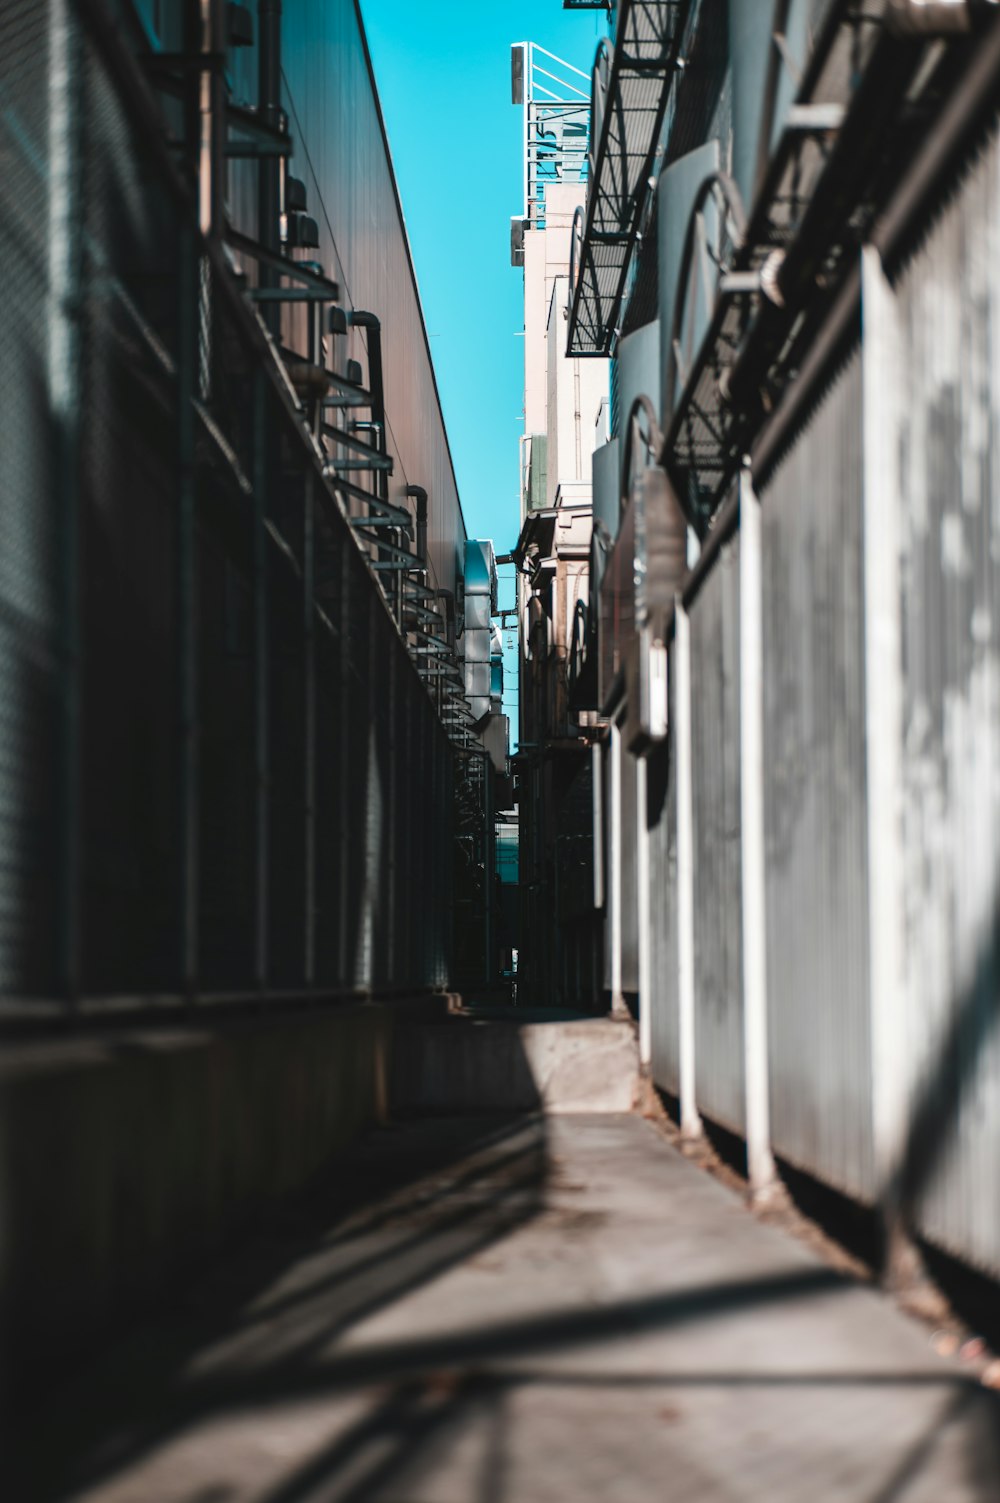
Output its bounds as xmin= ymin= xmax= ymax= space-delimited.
xmin=689 ymin=538 xmax=745 ymax=1135
xmin=892 ymin=129 xmax=1000 ymax=1279
xmin=760 ymin=346 xmax=875 ymax=1201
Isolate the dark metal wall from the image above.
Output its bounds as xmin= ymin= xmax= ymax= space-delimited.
xmin=0 ymin=0 xmax=455 ymax=1007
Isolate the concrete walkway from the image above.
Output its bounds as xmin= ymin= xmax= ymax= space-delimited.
xmin=15 ymin=1112 xmax=1000 ymax=1501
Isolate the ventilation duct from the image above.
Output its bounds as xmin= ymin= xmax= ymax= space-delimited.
xmin=463 ymin=540 xmax=498 ymax=721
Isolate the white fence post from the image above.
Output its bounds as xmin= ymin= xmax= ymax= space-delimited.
xmin=675 ymin=600 xmax=701 ymax=1138
xmin=739 ymin=470 xmax=777 ymax=1199
xmin=608 ymin=721 xmax=627 ymax=1017
xmin=861 ymin=244 xmax=911 ymax=1283
xmin=636 ymin=754 xmax=652 ymax=1067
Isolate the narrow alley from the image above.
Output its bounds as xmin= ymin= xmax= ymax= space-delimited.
xmin=13 ymin=1013 xmax=1000 ymax=1501
xmin=4 ymin=1 xmax=1000 ymax=1497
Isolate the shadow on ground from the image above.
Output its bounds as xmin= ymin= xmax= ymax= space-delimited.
xmin=10 ymin=1111 xmax=1000 ymax=1503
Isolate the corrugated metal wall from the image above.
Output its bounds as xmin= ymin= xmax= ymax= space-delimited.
xmin=892 ymin=127 xmax=1000 ymax=1278
xmin=689 ymin=538 xmax=745 ymax=1135
xmin=759 ymin=348 xmax=875 ymax=1202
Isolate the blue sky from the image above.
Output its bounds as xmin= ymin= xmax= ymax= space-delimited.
xmin=361 ymin=1 xmax=606 ymax=735
xmin=361 ymin=0 xmax=605 ymax=549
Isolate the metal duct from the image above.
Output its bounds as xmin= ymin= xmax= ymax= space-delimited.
xmin=463 ymin=540 xmax=498 ymax=721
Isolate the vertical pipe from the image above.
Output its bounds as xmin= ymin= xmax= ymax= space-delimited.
xmin=592 ymin=739 xmax=605 ymax=910
xmin=608 ymin=720 xmax=625 ymax=1014
xmin=252 ymin=370 xmax=269 ymax=990
xmin=636 ymin=752 xmax=652 ymax=1067
xmin=198 ymin=0 xmax=224 ymax=238
xmin=338 ymin=543 xmax=350 ymax=985
xmin=303 ymin=472 xmax=316 ymax=986
xmin=176 ymin=0 xmax=203 ymax=995
xmin=861 ymin=244 xmax=911 ymax=1283
xmin=484 ymin=752 xmax=493 ymax=984
xmin=176 ymin=221 xmax=199 ymax=995
xmin=49 ymin=0 xmax=82 ymax=1002
xmin=257 ymin=0 xmax=282 ymax=335
xmin=675 ymin=600 xmax=701 ymax=1139
xmin=385 ymin=652 xmax=396 ymax=983
xmin=739 ymin=469 xmax=777 ymax=1197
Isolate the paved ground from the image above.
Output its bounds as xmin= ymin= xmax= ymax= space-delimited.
xmin=13 ymin=1112 xmax=1000 ymax=1501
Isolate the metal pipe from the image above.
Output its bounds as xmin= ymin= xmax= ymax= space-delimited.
xmin=252 ymin=369 xmax=270 ymax=990
xmin=257 ymin=0 xmax=282 ymax=333
xmin=405 ymin=484 xmax=428 ymax=570
xmin=349 ymin=311 xmax=385 ymax=423
xmin=352 ymin=311 xmax=397 ymax=614
xmin=303 ymin=471 xmax=316 ymax=986
xmin=592 ymin=739 xmax=605 ymax=910
xmin=484 ymin=751 xmax=493 ymax=984
xmin=176 ymin=217 xmax=199 ymax=996
xmin=198 ymin=0 xmax=224 ymax=237
xmin=725 ymin=32 xmax=923 ymax=420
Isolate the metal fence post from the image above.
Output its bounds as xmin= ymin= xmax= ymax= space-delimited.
xmin=49 ymin=0 xmax=83 ymax=1002
xmin=675 ymin=598 xmax=702 ymax=1140
xmin=608 ymin=721 xmax=626 ymax=1015
xmin=303 ymin=471 xmax=316 ymax=986
xmin=636 ymin=753 xmax=652 ymax=1067
xmin=252 ymin=371 xmax=270 ymax=990
xmin=176 ymin=233 xmax=199 ymax=996
xmin=739 ymin=468 xmax=777 ymax=1198
xmin=861 ymin=243 xmax=911 ymax=1284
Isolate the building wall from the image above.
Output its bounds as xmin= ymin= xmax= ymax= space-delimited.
xmin=522 ymin=184 xmax=582 ymax=448
xmin=228 ymin=0 xmax=465 ymax=596
xmin=547 ymin=277 xmax=609 ymax=507
xmin=760 ymin=348 xmax=874 ymax=1203
xmin=690 ymin=538 xmax=745 ymax=1137
xmin=0 ymin=0 xmax=457 ymax=1002
xmin=892 ymin=131 xmax=1000 ymax=1278
xmin=586 ymin=0 xmax=1000 ymax=1284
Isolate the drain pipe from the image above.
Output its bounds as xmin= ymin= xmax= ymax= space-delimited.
xmin=406 ymin=484 xmax=428 ymax=572
xmin=349 ymin=310 xmax=385 ymax=429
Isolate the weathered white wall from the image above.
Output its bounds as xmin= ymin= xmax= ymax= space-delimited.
xmin=892 ymin=130 xmax=1000 ymax=1280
